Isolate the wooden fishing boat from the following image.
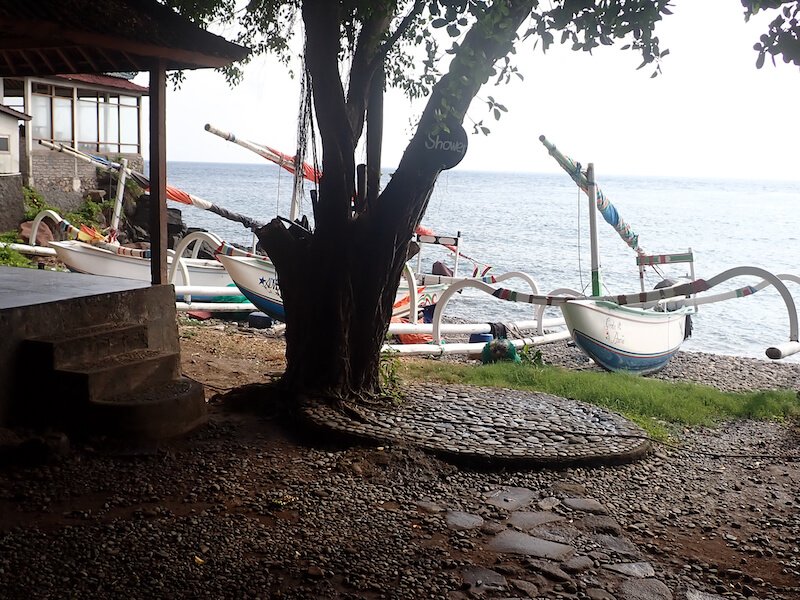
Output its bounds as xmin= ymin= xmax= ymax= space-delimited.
xmin=541 ymin=135 xmax=800 ymax=372
xmin=216 ymin=251 xmax=447 ymax=323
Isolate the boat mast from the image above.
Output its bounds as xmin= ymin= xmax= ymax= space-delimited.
xmin=587 ymin=163 xmax=601 ymax=297
xmin=110 ymin=158 xmax=128 ymax=234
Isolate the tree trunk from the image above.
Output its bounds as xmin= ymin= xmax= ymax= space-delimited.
xmin=258 ymin=0 xmax=537 ymax=401
xmin=257 ymin=182 xmax=425 ymax=399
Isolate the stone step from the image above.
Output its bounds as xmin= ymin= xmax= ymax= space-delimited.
xmin=22 ymin=323 xmax=149 ymax=370
xmin=86 ymin=377 xmax=207 ymax=439
xmin=53 ymin=349 xmax=180 ymax=403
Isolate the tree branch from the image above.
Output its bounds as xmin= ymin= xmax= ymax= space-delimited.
xmin=380 ymin=0 xmax=535 ymax=226
xmin=345 ymin=3 xmax=395 ymax=143
xmin=302 ymin=0 xmax=356 ymax=230
xmin=372 ymin=0 xmax=425 ymax=68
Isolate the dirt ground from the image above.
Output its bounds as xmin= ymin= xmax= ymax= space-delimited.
xmin=179 ymin=320 xmax=289 ymax=395
xmin=174 ymin=321 xmax=800 ymax=598
xmin=2 ymin=319 xmax=798 ymax=598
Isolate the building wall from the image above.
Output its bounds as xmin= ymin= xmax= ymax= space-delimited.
xmin=0 ymin=173 xmax=24 ymax=232
xmin=30 ymin=148 xmax=144 ymax=211
xmin=0 ymin=114 xmax=20 ymax=174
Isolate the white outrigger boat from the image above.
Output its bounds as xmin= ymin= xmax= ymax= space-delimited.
xmin=23 ymin=142 xmax=257 ymax=309
xmin=539 ymin=135 xmax=800 ymax=372
xmin=401 ymin=136 xmax=800 ymax=370
xmin=27 ymin=136 xmax=456 ymax=319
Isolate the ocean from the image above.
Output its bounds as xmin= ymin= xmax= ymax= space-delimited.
xmin=164 ymin=161 xmax=800 ymax=364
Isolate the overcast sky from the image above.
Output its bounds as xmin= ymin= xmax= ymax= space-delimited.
xmin=137 ymin=0 xmax=800 ymax=181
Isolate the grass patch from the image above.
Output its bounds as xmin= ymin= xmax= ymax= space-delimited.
xmin=24 ymin=185 xmax=114 ymax=230
xmin=0 ymin=231 xmax=32 ymax=268
xmin=399 ymin=359 xmax=800 ymax=440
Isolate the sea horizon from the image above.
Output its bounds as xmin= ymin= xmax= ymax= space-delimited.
xmin=154 ymin=160 xmax=800 ymax=185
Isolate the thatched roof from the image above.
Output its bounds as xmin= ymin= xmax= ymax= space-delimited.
xmin=0 ymin=0 xmax=249 ymax=77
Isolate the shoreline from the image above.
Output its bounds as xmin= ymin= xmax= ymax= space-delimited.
xmin=185 ymin=316 xmax=800 ymax=394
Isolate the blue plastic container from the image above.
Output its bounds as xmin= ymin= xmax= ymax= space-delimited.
xmin=468 ymin=333 xmax=493 ymax=345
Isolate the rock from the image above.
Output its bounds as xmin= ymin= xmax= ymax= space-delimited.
xmin=485 ymin=487 xmax=536 ymax=511
xmin=461 ymin=566 xmax=507 ymax=592
xmin=562 ymin=497 xmax=609 ymax=514
xmin=525 ymin=559 xmax=573 ymax=582
xmin=19 ymin=220 xmax=54 ymax=246
xmin=510 ymin=578 xmax=539 ymax=597
xmin=488 ymin=530 xmax=575 ymax=560
xmin=415 ymin=501 xmax=445 ymax=513
xmin=594 ymin=534 xmax=641 ymax=557
xmin=685 ymin=589 xmax=725 ymax=600
xmin=552 ymin=482 xmax=587 ymax=496
xmin=587 ymin=588 xmax=618 ymax=600
xmin=306 ymin=565 xmax=325 ymax=579
xmin=617 ymin=578 xmax=672 ymax=600
xmin=507 ymin=511 xmax=566 ymax=530
xmin=579 ymin=515 xmax=623 ymax=535
xmin=445 ymin=510 xmax=484 ymax=530
xmin=603 ymin=562 xmax=656 ymax=578
xmin=563 ymin=555 xmax=595 ymax=573
xmin=538 ymin=497 xmax=561 ymax=510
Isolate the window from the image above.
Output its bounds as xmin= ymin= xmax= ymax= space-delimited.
xmin=0 ymin=136 xmax=9 ymax=152
xmin=30 ymin=82 xmax=141 ymax=154
xmin=53 ymin=97 xmax=73 ymax=143
xmin=75 ymin=91 xmax=140 ymax=154
xmin=31 ymin=94 xmax=51 ymax=140
xmin=78 ymin=98 xmax=98 ymax=151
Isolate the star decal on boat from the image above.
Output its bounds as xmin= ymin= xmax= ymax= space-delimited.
xmin=259 ymin=277 xmax=266 ymax=287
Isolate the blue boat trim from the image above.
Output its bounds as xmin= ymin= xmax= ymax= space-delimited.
xmin=572 ymin=329 xmax=679 ymax=375
xmin=236 ymin=285 xmax=285 ymax=322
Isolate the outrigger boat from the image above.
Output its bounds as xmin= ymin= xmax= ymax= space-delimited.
xmin=410 ymin=136 xmax=800 ymax=370
xmin=29 ymin=135 xmax=454 ymax=319
xmin=539 ymin=135 xmax=800 ymax=372
xmin=385 ymin=137 xmax=800 ymax=367
xmin=27 ymin=141 xmax=257 ymax=307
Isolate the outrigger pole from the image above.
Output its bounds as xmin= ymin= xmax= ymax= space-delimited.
xmin=38 ymin=140 xmax=266 ymax=232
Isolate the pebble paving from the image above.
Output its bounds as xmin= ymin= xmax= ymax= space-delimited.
xmin=302 ymin=382 xmax=650 ymax=468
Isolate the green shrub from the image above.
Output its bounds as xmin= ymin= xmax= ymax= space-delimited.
xmin=0 ymin=231 xmax=21 ymax=244
xmin=22 ymin=185 xmax=114 ymax=231
xmin=0 ymin=245 xmax=32 ymax=268
xmin=22 ymin=186 xmax=53 ymax=221
xmin=65 ymin=197 xmax=114 ymax=229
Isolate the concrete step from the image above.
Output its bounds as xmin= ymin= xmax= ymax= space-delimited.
xmin=86 ymin=377 xmax=207 ymax=439
xmin=54 ymin=349 xmax=180 ymax=403
xmin=22 ymin=323 xmax=149 ymax=370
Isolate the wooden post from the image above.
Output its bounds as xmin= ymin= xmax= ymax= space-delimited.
xmin=149 ymin=60 xmax=168 ymax=285
xmin=587 ymin=163 xmax=601 ymax=297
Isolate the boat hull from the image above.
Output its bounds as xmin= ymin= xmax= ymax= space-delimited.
xmin=216 ymin=253 xmax=446 ymax=323
xmin=560 ymin=299 xmax=689 ymax=375
xmin=215 ymin=253 xmax=285 ymax=320
xmin=50 ymin=240 xmax=240 ymax=301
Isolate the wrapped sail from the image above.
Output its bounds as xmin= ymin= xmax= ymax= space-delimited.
xmin=539 ymin=135 xmax=643 ymax=256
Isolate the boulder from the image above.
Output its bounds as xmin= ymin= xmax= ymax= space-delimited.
xmin=19 ymin=220 xmax=54 ymax=246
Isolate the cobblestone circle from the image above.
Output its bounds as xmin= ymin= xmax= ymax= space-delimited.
xmin=302 ymin=383 xmax=650 ymax=468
